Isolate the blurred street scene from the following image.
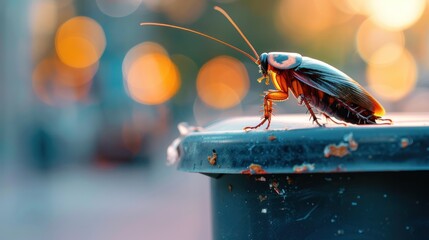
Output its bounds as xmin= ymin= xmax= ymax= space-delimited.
xmin=1 ymin=0 xmax=429 ymax=239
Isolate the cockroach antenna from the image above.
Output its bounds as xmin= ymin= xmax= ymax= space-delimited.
xmin=140 ymin=6 xmax=259 ymax=64
xmin=213 ymin=6 xmax=259 ymax=63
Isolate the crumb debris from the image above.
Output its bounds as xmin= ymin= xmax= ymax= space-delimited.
xmin=255 ymin=176 xmax=267 ymax=182
xmin=343 ymin=133 xmax=358 ymax=150
xmin=324 ymin=143 xmax=350 ymax=158
xmin=268 ymin=135 xmax=277 ymax=141
xmin=293 ymin=163 xmax=315 ymax=173
xmin=258 ymin=195 xmax=267 ymax=202
xmin=324 ymin=133 xmax=358 ymax=158
xmin=400 ymin=138 xmax=413 ymax=148
xmin=261 ymin=208 xmax=267 ymax=214
xmin=207 ymin=149 xmax=217 ymax=165
xmin=228 ymin=184 xmax=233 ymax=192
xmin=241 ymin=163 xmax=267 ymax=175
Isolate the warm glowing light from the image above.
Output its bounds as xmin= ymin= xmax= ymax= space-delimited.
xmin=330 ymin=0 xmax=359 ymax=15
xmin=366 ymin=0 xmax=426 ymax=30
xmin=124 ymin=52 xmax=180 ymax=105
xmin=58 ymin=36 xmax=99 ymax=66
xmin=96 ymin=0 xmax=142 ymax=18
xmin=276 ymin=0 xmax=337 ymax=40
xmin=32 ymin=57 xmax=97 ymax=105
xmin=55 ymin=16 xmax=106 ymax=68
xmin=366 ymin=49 xmax=417 ymax=102
xmin=356 ymin=20 xmax=404 ymax=64
xmin=344 ymin=0 xmax=371 ymax=14
xmin=122 ymin=42 xmax=167 ymax=79
xmin=54 ymin=59 xmax=98 ymax=87
xmin=29 ymin=0 xmax=58 ymax=35
xmin=29 ymin=0 xmax=59 ymax=59
xmin=369 ymin=43 xmax=404 ymax=65
xmin=196 ymin=56 xmax=249 ymax=109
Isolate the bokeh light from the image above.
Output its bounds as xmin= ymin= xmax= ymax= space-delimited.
xmin=32 ymin=57 xmax=98 ymax=105
xmin=344 ymin=0 xmax=370 ymax=14
xmin=366 ymin=49 xmax=418 ymax=102
xmin=122 ymin=42 xmax=167 ymax=79
xmin=369 ymin=43 xmax=404 ymax=66
xmin=55 ymin=16 xmax=106 ymax=68
xmin=366 ymin=0 xmax=426 ymax=30
xmin=356 ymin=19 xmax=405 ymax=65
xmin=123 ymin=42 xmax=180 ymax=105
xmin=196 ymin=56 xmax=249 ymax=109
xmin=29 ymin=0 xmax=58 ymax=59
xmin=96 ymin=0 xmax=142 ymax=18
xmin=29 ymin=0 xmax=58 ymax=36
xmin=276 ymin=0 xmax=340 ymax=40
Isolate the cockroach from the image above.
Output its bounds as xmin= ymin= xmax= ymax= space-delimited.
xmin=140 ymin=6 xmax=391 ymax=129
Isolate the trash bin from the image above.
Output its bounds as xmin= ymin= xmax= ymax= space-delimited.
xmin=177 ymin=114 xmax=429 ymax=240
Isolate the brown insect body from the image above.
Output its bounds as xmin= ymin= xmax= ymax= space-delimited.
xmin=270 ymin=65 xmax=380 ymax=125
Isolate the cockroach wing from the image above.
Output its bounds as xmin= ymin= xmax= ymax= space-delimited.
xmin=292 ymin=57 xmax=385 ymax=116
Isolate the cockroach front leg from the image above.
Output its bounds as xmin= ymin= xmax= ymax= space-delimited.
xmin=244 ymin=90 xmax=289 ymax=130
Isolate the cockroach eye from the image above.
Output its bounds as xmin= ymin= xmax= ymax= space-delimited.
xmin=259 ymin=53 xmax=268 ymax=75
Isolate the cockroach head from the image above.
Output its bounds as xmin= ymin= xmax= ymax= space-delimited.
xmin=259 ymin=53 xmax=268 ymax=76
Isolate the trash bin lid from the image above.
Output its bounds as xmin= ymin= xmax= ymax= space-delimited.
xmin=177 ymin=113 xmax=429 ymax=174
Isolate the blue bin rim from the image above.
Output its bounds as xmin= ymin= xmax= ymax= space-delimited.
xmin=177 ymin=113 xmax=429 ymax=175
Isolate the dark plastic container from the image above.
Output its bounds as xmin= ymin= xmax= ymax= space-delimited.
xmin=177 ymin=114 xmax=429 ymax=240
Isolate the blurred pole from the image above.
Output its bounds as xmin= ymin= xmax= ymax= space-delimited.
xmin=0 ymin=0 xmax=32 ymax=175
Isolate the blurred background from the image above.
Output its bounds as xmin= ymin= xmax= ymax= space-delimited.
xmin=1 ymin=0 xmax=429 ymax=239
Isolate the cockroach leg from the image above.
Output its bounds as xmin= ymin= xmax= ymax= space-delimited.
xmin=244 ymin=117 xmax=269 ymax=131
xmin=300 ymin=94 xmax=323 ymax=127
xmin=244 ymin=90 xmax=288 ymax=130
xmin=322 ymin=113 xmax=347 ymax=126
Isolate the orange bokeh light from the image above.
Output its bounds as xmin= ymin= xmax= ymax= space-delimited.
xmin=366 ymin=0 xmax=426 ymax=30
xmin=276 ymin=0 xmax=339 ymax=40
xmin=29 ymin=0 xmax=58 ymax=36
xmin=55 ymin=16 xmax=106 ymax=68
xmin=344 ymin=0 xmax=371 ymax=15
xmin=356 ymin=19 xmax=404 ymax=64
xmin=346 ymin=0 xmax=426 ymax=31
xmin=196 ymin=56 xmax=249 ymax=109
xmin=366 ymin=49 xmax=418 ymax=102
xmin=124 ymin=52 xmax=180 ymax=105
xmin=32 ymin=57 xmax=97 ymax=105
xmin=122 ymin=42 xmax=168 ymax=79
